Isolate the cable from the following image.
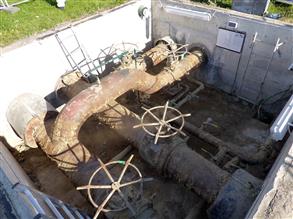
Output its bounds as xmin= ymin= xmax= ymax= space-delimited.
xmin=256 ymin=85 xmax=293 ymax=119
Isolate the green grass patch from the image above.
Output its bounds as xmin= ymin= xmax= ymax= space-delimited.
xmin=191 ymin=0 xmax=293 ymax=23
xmin=268 ymin=1 xmax=293 ymax=23
xmin=0 ymin=0 xmax=126 ymax=47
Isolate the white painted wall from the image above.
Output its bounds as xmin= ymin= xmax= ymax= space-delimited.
xmin=0 ymin=0 xmax=151 ymax=146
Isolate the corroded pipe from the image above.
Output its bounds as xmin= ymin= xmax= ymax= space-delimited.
xmin=97 ymin=102 xmax=230 ymax=202
xmin=181 ymin=121 xmax=272 ymax=163
xmin=52 ymin=47 xmax=229 ymax=201
xmin=7 ymin=43 xmax=172 ymax=171
xmin=58 ymin=71 xmax=270 ymax=164
xmin=50 ymin=53 xmax=201 ymax=170
xmin=56 ymin=43 xmax=171 ymax=99
xmin=35 ymin=43 xmax=169 ymax=170
xmin=7 ymin=43 xmax=262 ymax=217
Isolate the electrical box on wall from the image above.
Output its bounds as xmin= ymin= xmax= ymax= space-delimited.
xmin=216 ymin=28 xmax=246 ymax=53
xmin=228 ymin=21 xmax=238 ymax=29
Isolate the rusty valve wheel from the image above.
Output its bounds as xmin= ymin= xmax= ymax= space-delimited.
xmin=76 ymin=155 xmax=152 ymax=219
xmin=96 ymin=42 xmax=139 ymax=71
xmin=134 ymin=101 xmax=191 ymax=144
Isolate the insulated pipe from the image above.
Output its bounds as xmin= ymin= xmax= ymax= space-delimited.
xmin=50 ymin=53 xmax=201 ymax=170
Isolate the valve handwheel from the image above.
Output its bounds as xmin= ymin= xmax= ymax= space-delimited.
xmin=134 ymin=101 xmax=191 ymax=144
xmin=77 ymin=155 xmax=152 ymax=219
xmin=97 ymin=42 xmax=139 ymax=72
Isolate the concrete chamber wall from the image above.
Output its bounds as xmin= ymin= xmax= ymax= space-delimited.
xmin=152 ymin=1 xmax=293 ymax=218
xmin=152 ymin=0 xmax=293 ymax=111
xmin=0 ymin=0 xmax=151 ymax=146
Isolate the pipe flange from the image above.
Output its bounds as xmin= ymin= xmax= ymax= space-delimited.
xmin=24 ymin=111 xmax=58 ymax=148
xmin=189 ymin=45 xmax=208 ymax=64
xmin=155 ymin=36 xmax=177 ymax=52
xmin=23 ymin=117 xmax=41 ymax=148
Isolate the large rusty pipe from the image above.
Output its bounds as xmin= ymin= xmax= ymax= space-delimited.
xmin=7 ymin=43 xmax=176 ymax=171
xmin=97 ymin=102 xmax=230 ymax=202
xmin=7 ymin=43 xmax=262 ymax=217
xmin=36 ymin=43 xmax=169 ymax=170
xmin=50 ymin=53 xmax=201 ymax=170
xmin=52 ymin=46 xmax=229 ymax=202
xmin=58 ymin=71 xmax=270 ymax=165
xmin=56 ymin=43 xmax=171 ymax=99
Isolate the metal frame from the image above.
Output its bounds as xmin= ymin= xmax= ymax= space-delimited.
xmin=55 ymin=27 xmax=101 ymax=84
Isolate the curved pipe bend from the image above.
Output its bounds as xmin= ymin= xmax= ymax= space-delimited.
xmin=48 ymin=53 xmax=201 ymax=170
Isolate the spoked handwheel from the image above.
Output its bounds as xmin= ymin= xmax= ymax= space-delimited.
xmin=77 ymin=155 xmax=152 ymax=219
xmin=95 ymin=42 xmax=139 ymax=72
xmin=134 ymin=101 xmax=191 ymax=144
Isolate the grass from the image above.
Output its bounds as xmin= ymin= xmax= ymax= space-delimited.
xmin=191 ymin=0 xmax=293 ymax=23
xmin=268 ymin=1 xmax=293 ymax=23
xmin=0 ymin=0 xmax=291 ymax=47
xmin=0 ymin=0 xmax=126 ymax=47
